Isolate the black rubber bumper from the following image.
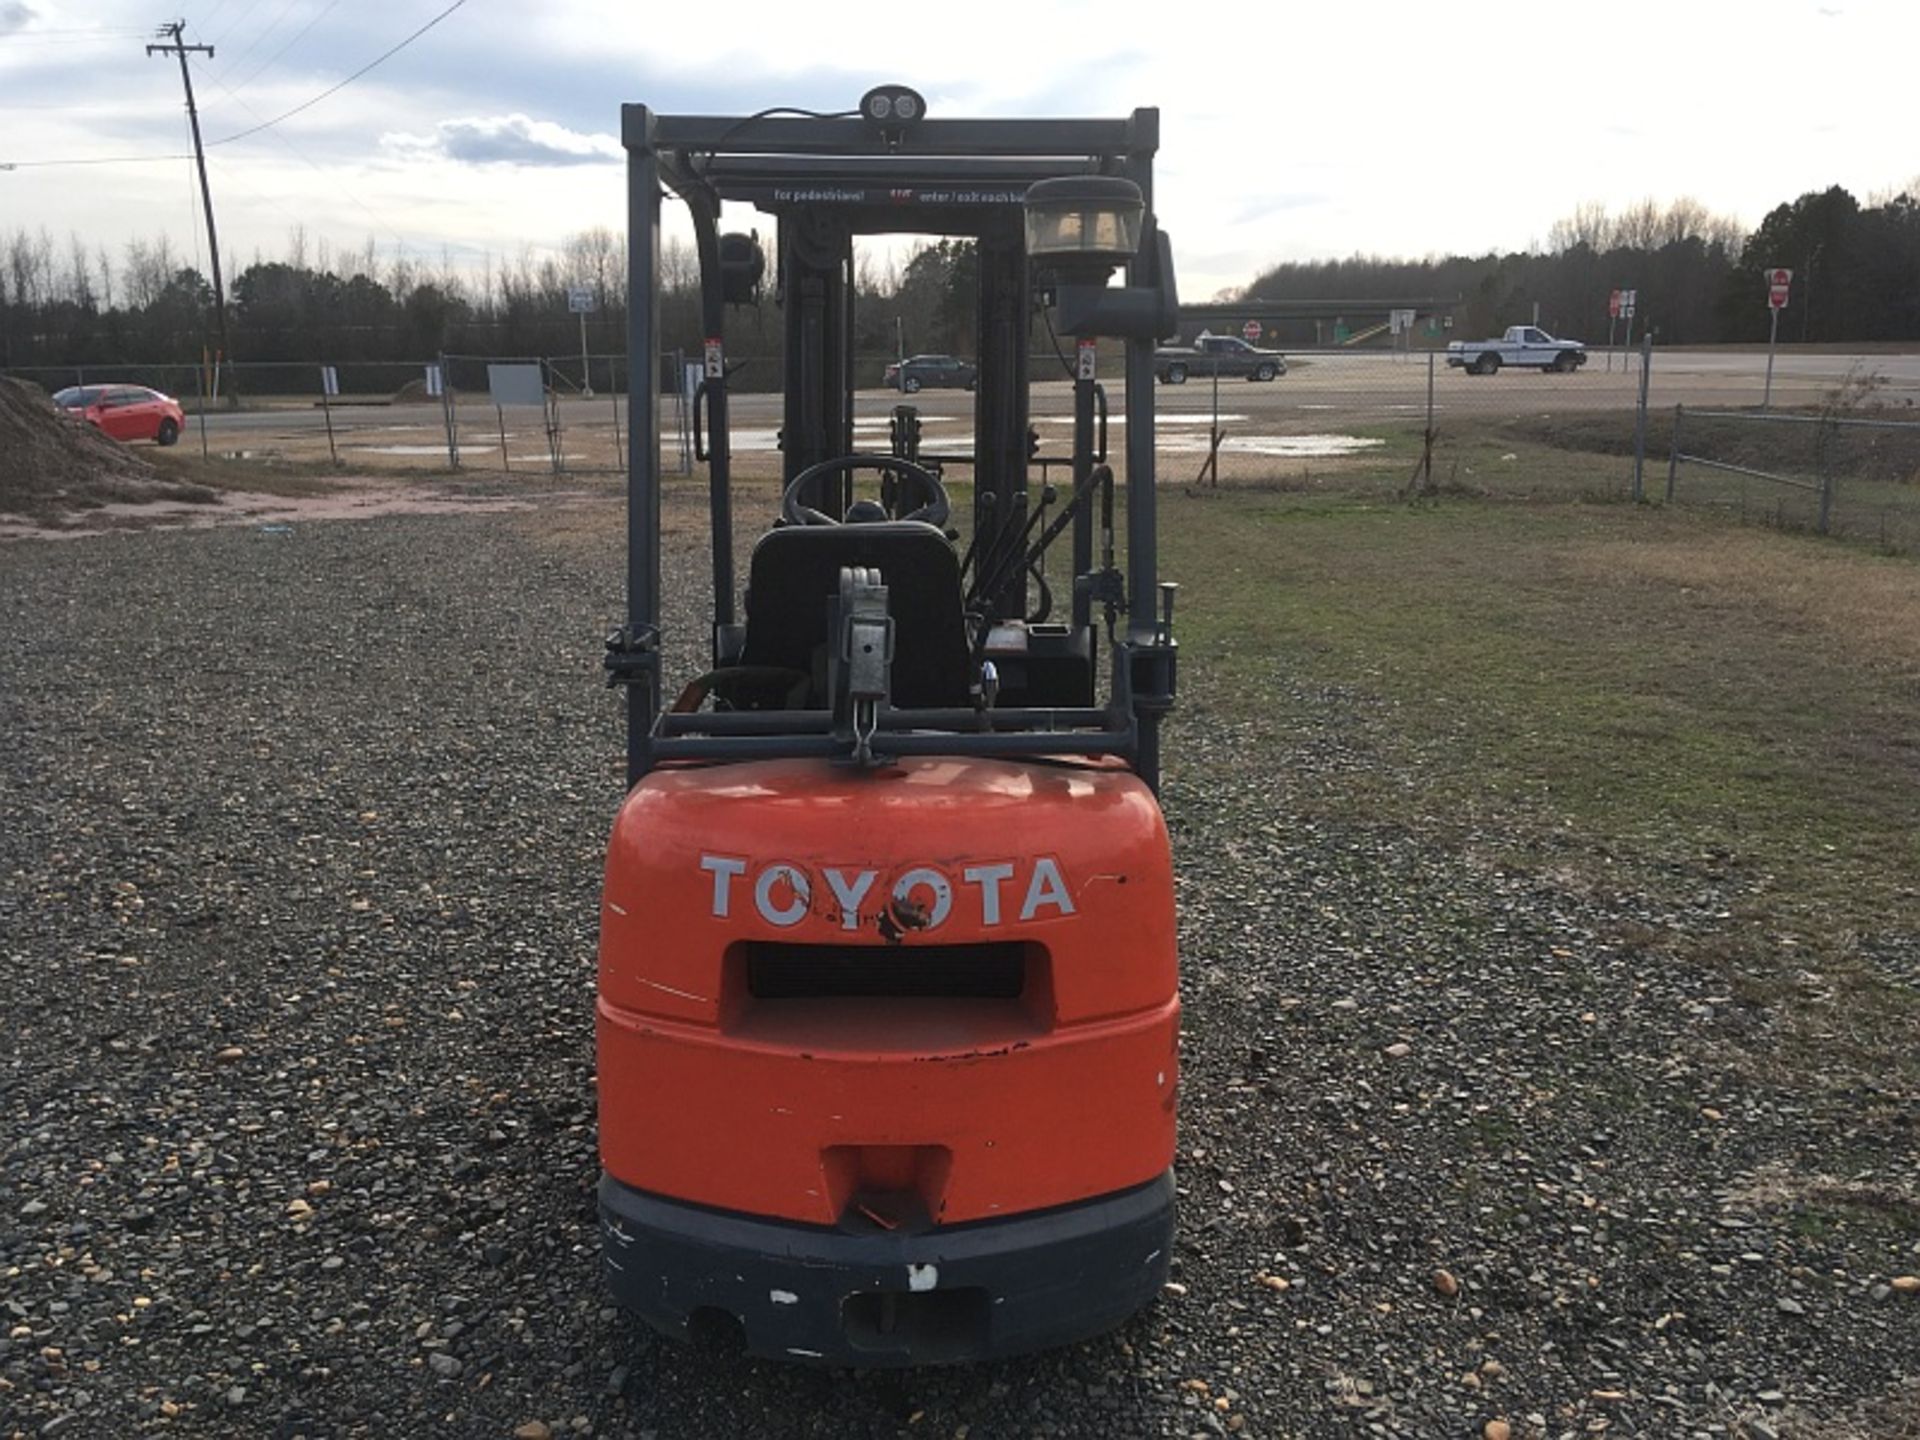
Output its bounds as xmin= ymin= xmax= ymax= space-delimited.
xmin=598 ymin=1171 xmax=1174 ymax=1367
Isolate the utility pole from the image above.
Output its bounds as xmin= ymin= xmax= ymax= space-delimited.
xmin=148 ymin=20 xmax=232 ymax=403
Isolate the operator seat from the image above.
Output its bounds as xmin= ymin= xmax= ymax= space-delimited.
xmin=738 ymin=521 xmax=971 ymax=709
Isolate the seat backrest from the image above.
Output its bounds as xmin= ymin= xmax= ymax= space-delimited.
xmin=739 ymin=522 xmax=971 ymax=708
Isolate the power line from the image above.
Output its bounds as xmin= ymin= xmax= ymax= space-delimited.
xmin=0 ymin=0 xmax=465 ymax=170
xmin=191 ymin=48 xmax=414 ymax=252
xmin=205 ymin=0 xmax=468 ymax=147
xmin=210 ymin=0 xmax=269 ymax=47
xmin=0 ymin=33 xmax=151 ymax=48
xmin=218 ymin=0 xmax=302 ymax=77
xmin=198 ymin=0 xmax=240 ymax=34
xmin=0 ymin=25 xmax=149 ymax=35
xmin=228 ymin=0 xmax=343 ymax=93
xmin=0 ymin=152 xmax=194 ymax=169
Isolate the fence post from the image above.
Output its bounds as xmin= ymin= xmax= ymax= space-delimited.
xmin=545 ymin=358 xmax=565 ymax=476
xmin=678 ymin=348 xmax=692 ymax=476
xmin=1423 ymin=351 xmax=1436 ymax=488
xmin=1666 ymin=404 xmax=1682 ymax=502
xmin=320 ymin=364 xmax=338 ymax=466
xmin=611 ymin=354 xmax=623 ymax=462
xmin=1817 ymin=419 xmax=1834 ymax=536
xmin=1631 ymin=333 xmax=1653 ymax=501
xmin=438 ymin=351 xmax=459 ymax=470
xmin=194 ymin=360 xmax=209 ymax=461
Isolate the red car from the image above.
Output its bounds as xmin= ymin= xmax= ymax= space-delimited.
xmin=52 ymin=385 xmax=186 ymax=446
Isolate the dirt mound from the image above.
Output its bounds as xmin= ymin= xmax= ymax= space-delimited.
xmin=0 ymin=377 xmax=216 ymax=523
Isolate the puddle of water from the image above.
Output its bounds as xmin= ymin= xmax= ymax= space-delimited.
xmin=1031 ymin=413 xmax=1242 ymax=426
xmin=1158 ymin=433 xmax=1386 ymax=458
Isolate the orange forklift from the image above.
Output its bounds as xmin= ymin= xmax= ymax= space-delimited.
xmin=598 ymin=85 xmax=1182 ymax=1365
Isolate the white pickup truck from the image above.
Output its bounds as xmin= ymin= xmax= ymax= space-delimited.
xmin=1446 ymin=326 xmax=1588 ymax=375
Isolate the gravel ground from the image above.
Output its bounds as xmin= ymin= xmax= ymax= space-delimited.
xmin=3 ymin=493 xmax=1916 ymax=1439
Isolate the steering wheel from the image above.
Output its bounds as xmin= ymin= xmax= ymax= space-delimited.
xmin=780 ymin=454 xmax=950 ymax=529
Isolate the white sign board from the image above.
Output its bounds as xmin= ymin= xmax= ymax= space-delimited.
xmin=1076 ymin=339 xmax=1097 ymax=381
xmin=1389 ymin=308 xmax=1416 ymax=335
xmin=1621 ymin=288 xmax=1637 ymax=319
xmin=320 ymin=365 xmax=339 ymax=398
xmin=424 ymin=364 xmax=444 ymax=398
xmin=567 ymin=286 xmax=597 ymax=314
xmin=703 ymin=337 xmax=725 ymax=381
xmin=486 ymin=362 xmax=546 ymax=409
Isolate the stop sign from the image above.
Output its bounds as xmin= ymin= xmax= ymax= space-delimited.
xmin=1767 ymin=267 xmax=1792 ymax=310
xmin=1242 ymin=320 xmax=1262 ymax=342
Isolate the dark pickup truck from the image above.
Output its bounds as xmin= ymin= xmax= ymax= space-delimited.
xmin=1154 ymin=333 xmax=1287 ymax=384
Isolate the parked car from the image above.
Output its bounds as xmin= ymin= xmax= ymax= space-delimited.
xmin=51 ymin=384 xmax=186 ymax=445
xmin=1445 ymin=326 xmax=1587 ymax=374
xmin=882 ymin=354 xmax=977 ymax=393
xmin=1154 ymin=333 xmax=1286 ymax=384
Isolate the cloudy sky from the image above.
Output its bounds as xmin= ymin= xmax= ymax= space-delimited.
xmin=2 ymin=0 xmax=1915 ymax=298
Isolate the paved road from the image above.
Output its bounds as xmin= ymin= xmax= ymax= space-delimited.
xmin=176 ymin=348 xmax=1918 ymax=466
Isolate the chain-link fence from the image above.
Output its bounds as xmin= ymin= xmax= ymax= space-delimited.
xmin=0 ymin=354 xmax=698 ymax=474
xmin=1659 ymin=406 xmax=1920 ymax=551
xmin=8 ymin=344 xmax=1916 ymax=545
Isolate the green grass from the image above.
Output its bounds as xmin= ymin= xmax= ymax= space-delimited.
xmin=1154 ymin=471 xmax=1920 ymax=1087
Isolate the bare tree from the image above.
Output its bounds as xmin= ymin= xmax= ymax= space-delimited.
xmin=94 ymin=244 xmax=115 ymax=311
xmin=66 ymin=232 xmax=95 ymax=310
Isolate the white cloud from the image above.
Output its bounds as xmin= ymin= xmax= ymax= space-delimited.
xmin=383 ymin=114 xmax=619 ymax=168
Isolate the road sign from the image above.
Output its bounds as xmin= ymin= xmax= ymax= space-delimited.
xmin=704 ymin=337 xmax=724 ymax=380
xmin=567 ymin=286 xmax=597 ymax=314
xmin=1389 ymin=308 xmax=1415 ymax=335
xmin=320 ymin=365 xmax=339 ymax=398
xmin=1767 ymin=267 xmax=1792 ymax=310
xmin=1608 ymin=289 xmax=1621 ymax=319
xmin=1075 ymin=339 xmax=1097 ymax=381
xmin=486 ymin=362 xmax=545 ymax=409
xmin=1620 ymin=288 xmax=1637 ymax=319
xmin=424 ymin=364 xmax=444 ymax=398
xmin=1242 ymin=320 xmax=1262 ymax=342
